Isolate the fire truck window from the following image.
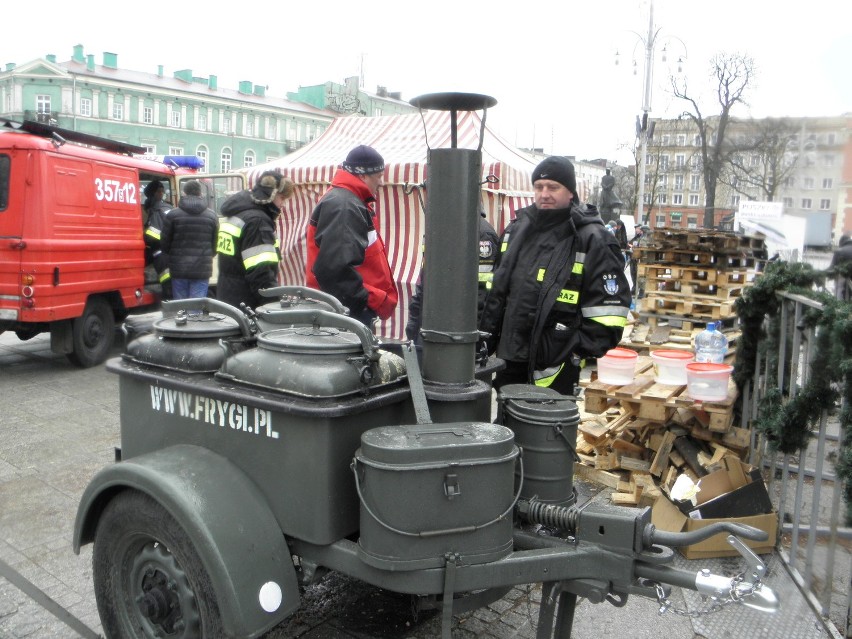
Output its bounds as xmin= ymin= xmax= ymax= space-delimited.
xmin=0 ymin=155 xmax=9 ymax=211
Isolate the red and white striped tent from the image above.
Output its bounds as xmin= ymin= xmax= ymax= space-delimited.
xmin=247 ymin=110 xmax=540 ymax=340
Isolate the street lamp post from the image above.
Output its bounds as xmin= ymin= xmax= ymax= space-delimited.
xmin=616 ymin=0 xmax=686 ymax=228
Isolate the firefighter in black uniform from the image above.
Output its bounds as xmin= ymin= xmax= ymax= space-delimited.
xmin=143 ymin=179 xmax=173 ymax=299
xmin=405 ymin=209 xmax=499 ymax=343
xmin=479 ymin=156 xmax=632 ymax=395
xmin=215 ymin=171 xmax=295 ymax=310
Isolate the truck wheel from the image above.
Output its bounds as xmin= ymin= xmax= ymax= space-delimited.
xmin=93 ymin=490 xmax=223 ymax=639
xmin=67 ymin=297 xmax=115 ymax=367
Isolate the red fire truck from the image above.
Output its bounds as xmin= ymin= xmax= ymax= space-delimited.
xmin=0 ymin=119 xmax=243 ymax=367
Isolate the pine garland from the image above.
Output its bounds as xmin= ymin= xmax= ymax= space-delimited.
xmin=734 ymin=260 xmax=852 ymax=523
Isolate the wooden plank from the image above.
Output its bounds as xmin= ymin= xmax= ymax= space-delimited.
xmin=618 ymin=455 xmax=652 ymax=472
xmin=721 ymin=426 xmax=751 ymax=451
xmin=649 ymin=431 xmax=676 ymax=477
xmin=575 ymin=463 xmax=622 ymax=489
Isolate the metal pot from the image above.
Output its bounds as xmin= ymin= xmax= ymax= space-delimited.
xmin=253 ymin=286 xmax=348 ymax=333
xmin=217 ymin=309 xmax=406 ymax=398
xmin=125 ymin=298 xmax=255 ymax=373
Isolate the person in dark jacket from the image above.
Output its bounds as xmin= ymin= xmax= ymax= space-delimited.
xmin=405 ymin=210 xmax=499 ymax=343
xmin=830 ymin=234 xmax=852 ymax=268
xmin=216 ymin=170 xmax=295 ymax=310
xmin=306 ymin=145 xmax=398 ymax=327
xmin=479 ymin=156 xmax=632 ymax=395
xmin=160 ymin=180 xmax=219 ymax=300
xmin=143 ymin=179 xmax=173 ymax=299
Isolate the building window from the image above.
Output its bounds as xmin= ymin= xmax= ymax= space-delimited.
xmin=244 ymin=118 xmax=254 ymax=137
xmin=827 ymin=133 xmax=836 ymax=144
xmin=691 ymin=156 xmax=701 ymax=170
xmin=143 ymin=144 xmax=156 ymax=154
xmin=223 ymin=116 xmax=232 ymax=135
xmin=821 ymin=178 xmax=832 ymax=189
xmin=643 ymin=193 xmax=652 ymax=204
xmin=657 ymin=193 xmax=667 ymax=205
xmin=170 ymin=110 xmax=181 ymax=128
xmin=659 ymin=155 xmax=669 ymax=170
xmin=676 ymin=134 xmax=686 ymax=146
xmin=660 ymin=174 xmax=668 ymax=187
xmin=267 ymin=120 xmax=277 ymax=140
xmin=221 ymin=148 xmax=232 ymax=172
xmin=801 ymin=198 xmax=812 ymax=209
xmin=243 ymin=150 xmax=255 ymax=168
xmin=661 ymin=135 xmax=670 ymax=145
xmin=675 ymin=155 xmax=685 ymax=169
xmin=168 ymin=146 xmax=183 ymax=156
xmin=113 ymin=102 xmax=124 ymax=120
xmin=36 ymin=94 xmax=51 ymax=114
xmin=143 ymin=106 xmax=153 ymax=125
xmin=783 ymin=197 xmax=793 ymax=208
xmin=693 ymin=135 xmax=701 ymax=146
xmin=673 ymin=194 xmax=683 ymax=205
xmin=823 ymin=155 xmax=835 ymax=168
xmin=820 ymin=199 xmax=831 ymax=210
xmin=79 ymin=98 xmax=92 ymax=117
xmin=674 ymin=174 xmax=684 ymax=190
xmin=196 ymin=145 xmax=208 ymax=172
xmin=730 ymin=195 xmax=740 ymax=207
xmin=198 ymin=112 xmax=208 ymax=131
xmin=687 ymin=216 xmax=698 ymax=228
xmin=656 ymin=214 xmax=666 ymax=226
xmin=784 ymin=177 xmax=795 ymax=188
xmin=644 ymin=153 xmax=653 ymax=166
xmin=690 ymin=174 xmax=700 ymax=190
xmin=803 ymin=177 xmax=814 ymax=189
xmin=750 ymin=155 xmax=760 ymax=167
xmin=688 ymin=194 xmax=699 ymax=206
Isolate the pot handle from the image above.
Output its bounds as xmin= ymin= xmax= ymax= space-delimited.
xmin=257 ymin=285 xmax=348 ymax=314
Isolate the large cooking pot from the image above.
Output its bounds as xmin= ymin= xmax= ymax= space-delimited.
xmin=217 ymin=309 xmax=406 ymax=398
xmin=125 ymin=298 xmax=255 ymax=373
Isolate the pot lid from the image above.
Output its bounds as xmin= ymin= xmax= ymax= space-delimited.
xmin=153 ymin=311 xmax=242 ymax=339
xmin=257 ymin=326 xmax=365 ymax=355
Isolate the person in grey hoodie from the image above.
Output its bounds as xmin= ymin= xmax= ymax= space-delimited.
xmin=161 ymin=180 xmax=219 ymax=299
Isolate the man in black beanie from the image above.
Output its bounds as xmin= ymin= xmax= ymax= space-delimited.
xmin=216 ymin=170 xmax=295 ymax=309
xmin=306 ymin=145 xmax=398 ymax=327
xmin=479 ymin=156 xmax=632 ymax=394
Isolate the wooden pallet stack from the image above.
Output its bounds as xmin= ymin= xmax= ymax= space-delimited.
xmin=576 ymin=356 xmax=750 ymax=507
xmin=633 ymin=227 xmax=766 ymax=331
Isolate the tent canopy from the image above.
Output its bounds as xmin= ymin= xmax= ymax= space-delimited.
xmin=247 ymin=111 xmax=540 ymax=339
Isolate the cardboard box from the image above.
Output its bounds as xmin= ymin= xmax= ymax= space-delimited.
xmin=652 ymin=457 xmax=778 ymax=559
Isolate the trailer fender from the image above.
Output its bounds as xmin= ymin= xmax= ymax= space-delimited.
xmin=73 ymin=444 xmax=299 ymax=639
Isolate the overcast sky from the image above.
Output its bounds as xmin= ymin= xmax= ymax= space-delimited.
xmin=4 ymin=0 xmax=850 ymax=165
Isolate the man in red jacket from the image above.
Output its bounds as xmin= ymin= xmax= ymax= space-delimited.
xmin=306 ymin=145 xmax=398 ymax=327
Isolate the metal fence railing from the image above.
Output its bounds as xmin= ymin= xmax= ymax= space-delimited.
xmin=742 ymin=280 xmax=851 ymax=637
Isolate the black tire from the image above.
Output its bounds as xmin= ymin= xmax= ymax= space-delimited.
xmin=92 ymin=490 xmax=224 ymax=639
xmin=67 ymin=297 xmax=115 ymax=367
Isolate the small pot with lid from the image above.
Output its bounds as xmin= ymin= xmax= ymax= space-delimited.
xmin=252 ymin=286 xmax=348 ymax=333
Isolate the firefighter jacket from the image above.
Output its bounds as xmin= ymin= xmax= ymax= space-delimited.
xmin=144 ymin=200 xmax=172 ymax=284
xmin=160 ymin=195 xmax=219 ymax=281
xmin=405 ymin=214 xmax=499 ymax=341
xmin=306 ymin=169 xmax=398 ymax=323
xmin=479 ymin=202 xmax=631 ymax=386
xmin=215 ymin=190 xmax=281 ymax=310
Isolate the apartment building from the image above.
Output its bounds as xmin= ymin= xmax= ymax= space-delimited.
xmin=642 ymin=115 xmax=849 ymax=242
xmin=0 ymin=45 xmax=342 ymax=172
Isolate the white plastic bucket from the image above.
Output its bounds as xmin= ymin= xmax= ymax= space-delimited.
xmin=651 ymin=349 xmax=694 ymax=385
xmin=685 ymin=363 xmax=733 ymax=401
xmin=597 ymin=348 xmax=638 ymax=385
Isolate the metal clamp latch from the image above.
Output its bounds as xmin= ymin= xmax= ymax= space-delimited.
xmin=444 ymin=473 xmax=460 ymax=500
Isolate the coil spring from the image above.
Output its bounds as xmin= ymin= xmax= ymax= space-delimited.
xmin=522 ymin=499 xmax=579 ymax=533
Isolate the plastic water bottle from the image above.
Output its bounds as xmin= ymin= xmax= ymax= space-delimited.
xmin=694 ymin=322 xmax=728 ymax=363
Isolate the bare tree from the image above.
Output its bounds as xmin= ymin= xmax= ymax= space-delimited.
xmin=720 ymin=117 xmax=799 ymax=202
xmin=672 ymin=53 xmax=755 ymax=228
xmin=613 ymin=148 xmax=637 ymax=223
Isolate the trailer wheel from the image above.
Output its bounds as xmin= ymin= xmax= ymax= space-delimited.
xmin=67 ymin=297 xmax=115 ymax=367
xmin=93 ymin=490 xmax=224 ymax=639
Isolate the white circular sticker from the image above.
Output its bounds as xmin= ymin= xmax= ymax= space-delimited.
xmin=258 ymin=581 xmax=283 ymax=613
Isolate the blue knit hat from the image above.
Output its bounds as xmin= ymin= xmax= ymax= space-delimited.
xmin=342 ymin=145 xmax=385 ymax=175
